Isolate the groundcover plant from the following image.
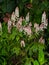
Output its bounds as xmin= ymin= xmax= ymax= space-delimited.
xmin=0 ymin=0 xmax=49 ymax=65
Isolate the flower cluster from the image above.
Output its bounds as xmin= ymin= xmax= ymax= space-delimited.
xmin=34 ymin=11 xmax=48 ymax=44
xmin=7 ymin=7 xmax=32 ymax=37
xmin=0 ymin=7 xmax=48 ymax=46
xmin=34 ymin=11 xmax=48 ymax=33
xmin=23 ymin=23 xmax=32 ymax=36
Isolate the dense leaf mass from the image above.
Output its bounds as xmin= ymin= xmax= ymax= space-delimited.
xmin=0 ymin=0 xmax=49 ymax=65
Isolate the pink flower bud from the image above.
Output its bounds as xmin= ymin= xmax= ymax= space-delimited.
xmin=20 ymin=40 xmax=25 ymax=47
xmin=16 ymin=17 xmax=23 ymax=30
xmin=39 ymin=36 xmax=45 ymax=44
xmin=34 ymin=23 xmax=39 ymax=33
xmin=23 ymin=25 xmax=32 ymax=36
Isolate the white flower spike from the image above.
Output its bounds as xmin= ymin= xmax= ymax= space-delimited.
xmin=0 ymin=22 xmax=2 ymax=35
xmin=15 ymin=7 xmax=19 ymax=18
xmin=11 ymin=12 xmax=16 ymax=22
xmin=11 ymin=12 xmax=16 ymax=26
xmin=41 ymin=11 xmax=48 ymax=29
xmin=16 ymin=17 xmax=23 ymax=30
xmin=41 ymin=11 xmax=46 ymax=23
xmin=25 ymin=12 xmax=29 ymax=23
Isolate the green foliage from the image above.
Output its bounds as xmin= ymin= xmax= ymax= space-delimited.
xmin=12 ymin=47 xmax=20 ymax=56
xmin=38 ymin=49 xmax=45 ymax=65
xmin=24 ymin=58 xmax=31 ymax=65
xmin=0 ymin=22 xmax=48 ymax=65
xmin=33 ymin=60 xmax=39 ymax=65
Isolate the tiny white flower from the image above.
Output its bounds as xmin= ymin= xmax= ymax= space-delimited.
xmin=15 ymin=7 xmax=19 ymax=18
xmin=11 ymin=12 xmax=16 ymax=22
xmin=8 ymin=19 xmax=12 ymax=33
xmin=25 ymin=12 xmax=29 ymax=23
xmin=39 ymin=36 xmax=45 ymax=44
xmin=20 ymin=40 xmax=25 ymax=47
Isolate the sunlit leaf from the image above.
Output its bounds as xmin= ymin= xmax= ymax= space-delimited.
xmin=12 ymin=47 xmax=20 ymax=56
xmin=24 ymin=58 xmax=31 ymax=65
xmin=38 ymin=49 xmax=45 ymax=65
xmin=33 ymin=60 xmax=39 ymax=65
